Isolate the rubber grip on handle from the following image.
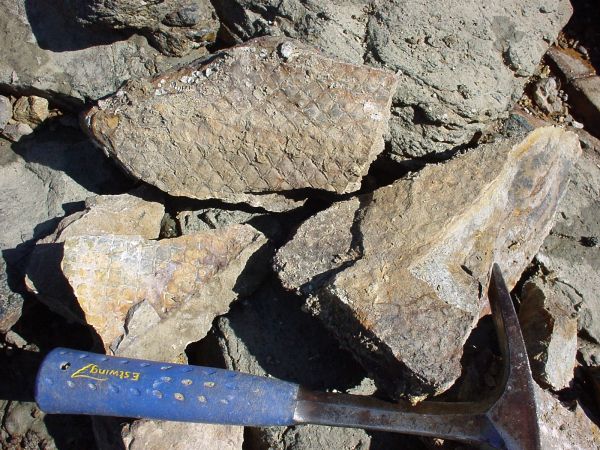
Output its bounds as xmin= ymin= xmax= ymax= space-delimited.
xmin=35 ymin=348 xmax=299 ymax=426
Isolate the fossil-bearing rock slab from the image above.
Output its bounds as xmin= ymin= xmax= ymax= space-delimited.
xmin=61 ymin=225 xmax=266 ymax=358
xmin=71 ymin=0 xmax=219 ymax=57
xmin=277 ymin=127 xmax=581 ymax=398
xmin=519 ymin=275 xmax=577 ymax=390
xmin=211 ymin=0 xmax=572 ymax=159
xmin=25 ymin=192 xmax=164 ymax=322
xmin=83 ymin=37 xmax=398 ymax=208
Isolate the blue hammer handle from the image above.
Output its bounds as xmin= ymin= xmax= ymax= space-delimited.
xmin=35 ymin=348 xmax=299 ymax=426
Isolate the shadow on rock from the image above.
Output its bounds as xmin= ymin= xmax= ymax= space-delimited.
xmin=24 ymin=0 xmax=133 ymax=52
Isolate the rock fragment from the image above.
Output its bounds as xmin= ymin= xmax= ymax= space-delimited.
xmin=212 ymin=0 xmax=572 ymax=159
xmin=277 ymin=127 xmax=581 ymax=398
xmin=12 ymin=96 xmax=49 ymax=127
xmin=72 ymin=0 xmax=219 ymax=57
xmin=83 ymin=37 xmax=398 ymax=207
xmin=121 ymin=420 xmax=243 ymax=450
xmin=536 ymin=385 xmax=600 ymax=449
xmin=534 ymin=147 xmax=600 ymax=342
xmin=519 ymin=276 xmax=577 ymax=390
xmin=25 ymin=191 xmax=163 ymax=322
xmin=0 ymin=258 xmax=23 ymax=333
xmin=1 ymin=122 xmax=33 ymax=142
xmin=61 ymin=225 xmax=266 ymax=358
xmin=0 ymin=0 xmax=208 ymax=104
xmin=0 ymin=95 xmax=11 ymax=130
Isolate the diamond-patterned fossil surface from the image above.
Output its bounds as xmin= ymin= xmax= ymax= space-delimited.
xmin=83 ymin=37 xmax=398 ymax=206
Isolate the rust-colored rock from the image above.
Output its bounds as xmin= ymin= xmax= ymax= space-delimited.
xmin=61 ymin=225 xmax=265 ymax=358
xmin=277 ymin=127 xmax=581 ymax=398
xmin=83 ymin=37 xmax=398 ymax=208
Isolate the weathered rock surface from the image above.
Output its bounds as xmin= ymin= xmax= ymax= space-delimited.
xmin=0 ymin=128 xmax=131 ymax=256
xmin=535 ymin=146 xmax=600 ymax=343
xmin=0 ymin=0 xmax=208 ymax=105
xmin=277 ymin=127 xmax=580 ymax=398
xmin=213 ymin=0 xmax=572 ymax=159
xmin=519 ymin=276 xmax=577 ymax=390
xmin=72 ymin=0 xmax=219 ymax=57
xmin=0 ymin=95 xmax=11 ymax=130
xmin=196 ymin=278 xmax=419 ymax=450
xmin=1 ymin=122 xmax=33 ymax=142
xmin=61 ymin=225 xmax=266 ymax=358
xmin=83 ymin=37 xmax=398 ymax=208
xmin=12 ymin=96 xmax=49 ymax=127
xmin=42 ymin=191 xmax=164 ymax=243
xmin=121 ymin=420 xmax=243 ymax=450
xmin=536 ymin=385 xmax=600 ymax=449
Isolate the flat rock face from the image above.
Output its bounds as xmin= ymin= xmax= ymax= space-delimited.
xmin=72 ymin=0 xmax=219 ymax=57
xmin=277 ymin=127 xmax=581 ymax=397
xmin=520 ymin=276 xmax=577 ymax=390
xmin=83 ymin=37 xmax=398 ymax=206
xmin=61 ymin=225 xmax=266 ymax=357
xmin=0 ymin=0 xmax=208 ymax=104
xmin=211 ymin=0 xmax=572 ymax=159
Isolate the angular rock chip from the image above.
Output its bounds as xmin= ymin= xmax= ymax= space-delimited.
xmin=0 ymin=0 xmax=209 ymax=105
xmin=72 ymin=0 xmax=219 ymax=57
xmin=519 ymin=276 xmax=577 ymax=390
xmin=0 ymin=258 xmax=23 ymax=333
xmin=83 ymin=37 xmax=398 ymax=207
xmin=211 ymin=0 xmax=572 ymax=159
xmin=61 ymin=225 xmax=266 ymax=358
xmin=0 ymin=95 xmax=11 ymax=130
xmin=277 ymin=127 xmax=581 ymax=398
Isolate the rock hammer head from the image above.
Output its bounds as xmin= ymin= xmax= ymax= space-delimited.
xmin=293 ymin=264 xmax=542 ymax=449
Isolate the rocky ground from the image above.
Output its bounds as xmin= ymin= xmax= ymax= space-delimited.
xmin=1 ymin=0 xmax=600 ymax=449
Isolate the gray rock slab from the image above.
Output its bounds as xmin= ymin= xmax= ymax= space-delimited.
xmin=0 ymin=0 xmax=209 ymax=105
xmin=519 ymin=276 xmax=577 ymax=390
xmin=535 ymin=147 xmax=600 ymax=343
xmin=277 ymin=127 xmax=581 ymax=398
xmin=72 ymin=0 xmax=219 ymax=57
xmin=211 ymin=0 xmax=572 ymax=159
xmin=82 ymin=37 xmax=398 ymax=208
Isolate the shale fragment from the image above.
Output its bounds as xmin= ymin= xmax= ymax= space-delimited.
xmin=61 ymin=225 xmax=266 ymax=358
xmin=277 ymin=127 xmax=581 ymax=398
xmin=84 ymin=37 xmax=398 ymax=208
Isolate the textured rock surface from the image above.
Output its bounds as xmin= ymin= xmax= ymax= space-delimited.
xmin=277 ymin=127 xmax=581 ymax=397
xmin=83 ymin=37 xmax=398 ymax=207
xmin=25 ymin=191 xmax=164 ymax=321
xmin=0 ymin=0 xmax=208 ymax=104
xmin=535 ymin=147 xmax=600 ymax=343
xmin=212 ymin=0 xmax=572 ymax=159
xmin=536 ymin=385 xmax=600 ymax=449
xmin=61 ymin=225 xmax=266 ymax=357
xmin=519 ymin=276 xmax=577 ymax=390
xmin=12 ymin=96 xmax=49 ymax=127
xmin=73 ymin=0 xmax=219 ymax=57
xmin=121 ymin=420 xmax=243 ymax=450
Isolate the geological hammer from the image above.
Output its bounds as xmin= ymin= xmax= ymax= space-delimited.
xmin=35 ymin=264 xmax=541 ymax=449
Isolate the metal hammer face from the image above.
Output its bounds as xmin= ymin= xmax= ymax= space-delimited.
xmin=293 ymin=264 xmax=542 ymax=449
